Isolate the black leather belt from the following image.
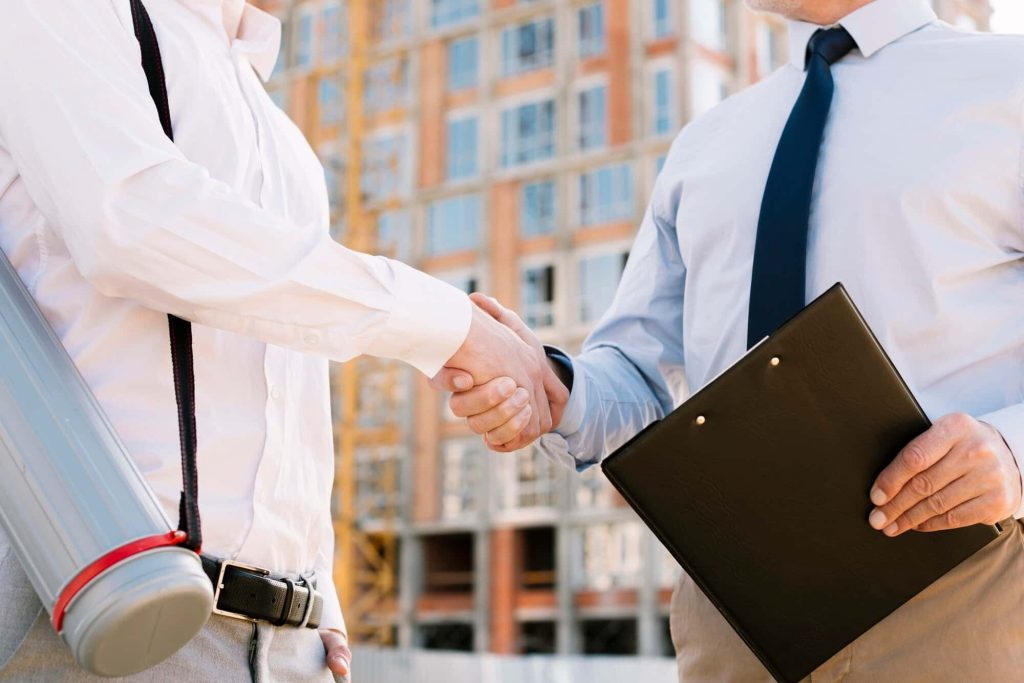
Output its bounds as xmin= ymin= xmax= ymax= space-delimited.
xmin=200 ymin=555 xmax=323 ymax=629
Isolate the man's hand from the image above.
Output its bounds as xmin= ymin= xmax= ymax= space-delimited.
xmin=320 ymin=628 xmax=351 ymax=679
xmin=434 ymin=294 xmax=569 ymax=452
xmin=868 ymin=413 xmax=1022 ymax=536
xmin=440 ymin=294 xmax=568 ymax=452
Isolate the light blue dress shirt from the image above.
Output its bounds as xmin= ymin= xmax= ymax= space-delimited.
xmin=537 ymin=0 xmax=1024 ymax=517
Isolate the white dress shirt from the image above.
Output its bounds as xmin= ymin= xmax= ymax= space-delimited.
xmin=0 ymin=0 xmax=472 ymax=631
xmin=539 ymin=0 xmax=1024 ymax=518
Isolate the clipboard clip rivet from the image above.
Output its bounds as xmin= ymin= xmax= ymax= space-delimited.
xmin=770 ymin=356 xmax=781 ymax=367
xmin=695 ymin=415 xmax=707 ymax=426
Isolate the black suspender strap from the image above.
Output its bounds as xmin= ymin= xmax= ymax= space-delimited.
xmin=128 ymin=0 xmax=202 ymax=553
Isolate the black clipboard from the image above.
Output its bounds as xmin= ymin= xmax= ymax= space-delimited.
xmin=601 ymin=283 xmax=999 ymax=683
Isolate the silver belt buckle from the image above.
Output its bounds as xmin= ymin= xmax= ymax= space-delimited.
xmin=212 ymin=559 xmax=271 ymax=622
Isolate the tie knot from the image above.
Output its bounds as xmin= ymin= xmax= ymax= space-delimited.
xmin=806 ymin=26 xmax=857 ymax=67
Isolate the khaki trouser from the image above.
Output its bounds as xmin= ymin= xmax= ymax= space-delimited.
xmin=670 ymin=519 xmax=1024 ymax=682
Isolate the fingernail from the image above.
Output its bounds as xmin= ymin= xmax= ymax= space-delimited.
xmin=499 ymin=378 xmax=516 ymax=396
xmin=453 ymin=375 xmax=472 ymax=390
xmin=512 ymin=388 xmax=530 ymax=406
xmin=868 ymin=509 xmax=887 ymax=530
xmin=870 ymin=487 xmax=888 ymax=506
xmin=883 ymin=523 xmax=899 ymax=537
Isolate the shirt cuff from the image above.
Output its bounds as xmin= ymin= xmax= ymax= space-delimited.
xmin=315 ymin=572 xmax=347 ymax=633
xmin=372 ymin=260 xmax=473 ymax=377
xmin=544 ymin=347 xmax=587 ymax=438
xmin=979 ymin=403 xmax=1024 ymax=520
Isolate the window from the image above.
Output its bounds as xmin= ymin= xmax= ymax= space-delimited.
xmin=318 ymin=76 xmax=343 ymax=126
xmin=496 ymin=449 xmax=559 ymax=511
xmin=521 ymin=263 xmax=556 ymax=328
xmin=432 ymin=0 xmax=480 ymax=28
xmin=294 ymin=8 xmax=316 ymax=70
xmin=321 ymin=1 xmax=346 ymax=62
xmin=691 ymin=59 xmax=729 ymax=117
xmin=361 ymin=133 xmax=409 ymax=203
xmin=501 ymin=18 xmax=555 ymax=76
xmin=652 ymin=68 xmax=673 ymax=136
xmin=575 ymin=522 xmax=644 ymax=590
xmin=268 ymin=86 xmax=288 ymax=111
xmin=578 ymin=84 xmax=607 ymax=151
xmin=521 ymin=180 xmax=555 ymax=237
xmin=363 ymin=58 xmax=409 ymax=115
xmin=690 ymin=0 xmax=728 ymax=52
xmin=575 ymin=464 xmax=620 ymax=508
xmin=440 ymin=439 xmax=484 ymax=519
xmin=656 ymin=154 xmax=668 ymax=174
xmin=319 ymin=145 xmax=344 ymax=216
xmin=447 ymin=115 xmax=479 ymax=180
xmin=651 ymin=0 xmax=672 ymax=39
xmin=579 ymin=164 xmax=633 ymax=226
xmin=426 ymin=194 xmax=482 ymax=255
xmin=354 ymin=445 xmax=403 ymax=522
xmin=377 ymin=210 xmax=412 ymax=261
xmin=500 ymin=99 xmax=556 ymax=167
xmin=578 ymin=250 xmax=628 ymax=323
xmin=370 ymin=0 xmax=411 ymax=43
xmin=448 ymin=36 xmax=479 ymax=90
xmin=441 ymin=271 xmax=479 ymax=295
xmin=578 ymin=3 xmax=605 ymax=58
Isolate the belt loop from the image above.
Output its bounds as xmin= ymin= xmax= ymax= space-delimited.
xmin=297 ymin=572 xmax=316 ymax=629
xmin=274 ymin=577 xmax=296 ymax=627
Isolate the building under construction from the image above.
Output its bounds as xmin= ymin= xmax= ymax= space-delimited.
xmin=253 ymin=0 xmax=991 ymax=658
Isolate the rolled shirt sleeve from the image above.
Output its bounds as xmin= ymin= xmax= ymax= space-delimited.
xmin=0 ymin=1 xmax=470 ymax=378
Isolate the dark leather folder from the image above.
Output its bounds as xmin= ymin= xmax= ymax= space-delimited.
xmin=601 ymin=283 xmax=998 ymax=683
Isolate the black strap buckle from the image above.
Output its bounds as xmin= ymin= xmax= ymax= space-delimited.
xmin=212 ymin=560 xmax=270 ymax=623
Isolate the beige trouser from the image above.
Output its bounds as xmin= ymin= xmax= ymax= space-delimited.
xmin=670 ymin=519 xmax=1024 ymax=682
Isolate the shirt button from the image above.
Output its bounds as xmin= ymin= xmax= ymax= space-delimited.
xmin=270 ymin=386 xmax=282 ymax=401
xmin=303 ymin=332 xmax=321 ymax=347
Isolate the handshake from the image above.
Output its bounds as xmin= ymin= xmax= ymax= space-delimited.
xmin=434 ymin=293 xmax=572 ymax=452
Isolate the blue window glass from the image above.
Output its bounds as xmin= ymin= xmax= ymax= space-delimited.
xmin=578 ymin=3 xmax=605 ymax=58
xmin=427 ymin=194 xmax=482 ymax=255
xmin=653 ymin=0 xmax=672 ymax=38
xmin=653 ymin=69 xmax=672 ymax=136
xmin=521 ymin=264 xmax=556 ymax=328
xmin=500 ymin=99 xmax=556 ymax=168
xmin=432 ymin=0 xmax=480 ymax=28
xmin=501 ymin=18 xmax=555 ymax=76
xmin=294 ymin=11 xmax=315 ymax=70
xmin=363 ymin=58 xmax=409 ymax=115
xmin=447 ymin=116 xmax=479 ymax=180
xmin=579 ymin=252 xmax=629 ymax=324
xmin=321 ymin=3 xmax=347 ymax=62
xmin=377 ymin=210 xmax=412 ymax=261
xmin=361 ymin=134 xmax=408 ymax=202
xmin=578 ymin=85 xmax=607 ymax=151
xmin=579 ymin=164 xmax=634 ymax=226
xmin=318 ymin=77 xmax=343 ymax=126
xmin=521 ymin=180 xmax=555 ymax=237
xmin=656 ymin=154 xmax=668 ymax=174
xmin=448 ymin=37 xmax=479 ymax=90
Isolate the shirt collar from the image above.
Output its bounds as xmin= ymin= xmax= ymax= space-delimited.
xmin=786 ymin=0 xmax=937 ymax=69
xmin=178 ymin=0 xmax=281 ymax=81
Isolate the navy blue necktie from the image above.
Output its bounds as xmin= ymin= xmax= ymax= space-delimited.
xmin=746 ymin=27 xmax=858 ymax=348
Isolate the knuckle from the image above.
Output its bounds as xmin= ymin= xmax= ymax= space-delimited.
xmin=944 ymin=509 xmax=961 ymax=528
xmin=909 ymin=473 xmax=934 ymax=498
xmin=902 ymin=444 xmax=930 ymax=472
xmin=926 ymin=489 xmax=947 ymax=515
xmin=942 ymin=412 xmax=973 ymax=433
xmin=466 ymin=415 xmax=487 ymax=434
